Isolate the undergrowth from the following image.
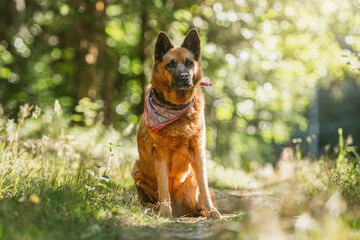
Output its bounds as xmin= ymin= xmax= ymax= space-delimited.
xmin=0 ymin=102 xmax=359 ymax=239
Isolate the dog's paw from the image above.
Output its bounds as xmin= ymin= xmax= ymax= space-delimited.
xmin=203 ymin=208 xmax=221 ymax=219
xmin=159 ymin=205 xmax=173 ymax=218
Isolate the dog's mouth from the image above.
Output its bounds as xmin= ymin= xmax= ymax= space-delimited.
xmin=171 ymin=80 xmax=194 ymax=90
xmin=171 ymin=83 xmax=193 ymax=90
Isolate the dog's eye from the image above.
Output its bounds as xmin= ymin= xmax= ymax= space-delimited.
xmin=166 ymin=61 xmax=176 ymax=69
xmin=185 ymin=59 xmax=193 ymax=68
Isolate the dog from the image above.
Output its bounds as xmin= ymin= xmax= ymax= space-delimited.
xmin=132 ymin=29 xmax=221 ymax=218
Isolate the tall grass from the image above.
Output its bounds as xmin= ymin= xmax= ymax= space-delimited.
xmin=0 ymin=103 xmax=158 ymax=239
xmin=0 ymin=102 xmax=359 ymax=239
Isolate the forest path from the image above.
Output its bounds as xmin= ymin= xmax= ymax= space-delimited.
xmin=121 ymin=188 xmax=275 ymax=240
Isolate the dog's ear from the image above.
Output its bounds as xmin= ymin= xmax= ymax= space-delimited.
xmin=181 ymin=29 xmax=200 ymax=60
xmin=154 ymin=32 xmax=173 ymax=61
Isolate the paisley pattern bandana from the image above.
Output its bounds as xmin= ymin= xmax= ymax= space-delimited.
xmin=144 ymin=88 xmax=195 ymax=133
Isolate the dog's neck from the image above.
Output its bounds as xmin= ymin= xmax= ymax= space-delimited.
xmin=152 ymin=89 xmax=175 ymax=106
xmin=150 ymin=82 xmax=199 ymax=106
xmin=152 ymin=88 xmax=195 ymax=107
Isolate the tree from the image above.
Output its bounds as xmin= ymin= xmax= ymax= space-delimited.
xmin=1 ymin=0 xmax=359 ymax=166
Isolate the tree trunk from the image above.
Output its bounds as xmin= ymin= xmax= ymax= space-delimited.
xmin=309 ymin=88 xmax=319 ymax=160
xmin=99 ymin=1 xmax=113 ymax=124
xmin=137 ymin=8 xmax=149 ymax=114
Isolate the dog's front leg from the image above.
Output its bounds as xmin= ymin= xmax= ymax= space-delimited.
xmin=192 ymin=132 xmax=221 ymax=219
xmin=154 ymin=150 xmax=172 ymax=217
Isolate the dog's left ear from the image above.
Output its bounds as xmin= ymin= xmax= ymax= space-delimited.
xmin=181 ymin=29 xmax=200 ymax=60
xmin=155 ymin=32 xmax=173 ymax=61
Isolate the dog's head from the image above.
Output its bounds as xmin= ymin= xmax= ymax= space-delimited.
xmin=151 ymin=29 xmax=203 ymax=105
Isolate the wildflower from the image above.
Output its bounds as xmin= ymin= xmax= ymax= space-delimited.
xmin=54 ymin=99 xmax=62 ymax=116
xmin=32 ymin=105 xmax=41 ymax=119
xmin=18 ymin=104 xmax=33 ymax=120
xmin=85 ymin=185 xmax=95 ymax=191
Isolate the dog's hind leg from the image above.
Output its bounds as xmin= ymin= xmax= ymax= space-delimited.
xmin=132 ymin=160 xmax=158 ymax=204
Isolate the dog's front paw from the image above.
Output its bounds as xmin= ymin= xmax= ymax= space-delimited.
xmin=159 ymin=204 xmax=173 ymax=218
xmin=203 ymin=208 xmax=221 ymax=219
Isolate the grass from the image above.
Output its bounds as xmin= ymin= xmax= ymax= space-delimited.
xmin=0 ymin=104 xmax=359 ymax=239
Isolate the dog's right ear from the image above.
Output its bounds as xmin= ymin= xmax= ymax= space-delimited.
xmin=154 ymin=32 xmax=173 ymax=61
xmin=181 ymin=29 xmax=200 ymax=60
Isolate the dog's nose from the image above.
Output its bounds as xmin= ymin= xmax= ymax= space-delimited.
xmin=179 ymin=72 xmax=189 ymax=80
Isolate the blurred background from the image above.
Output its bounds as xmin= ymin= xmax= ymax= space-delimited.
xmin=1 ymin=0 xmax=360 ymax=168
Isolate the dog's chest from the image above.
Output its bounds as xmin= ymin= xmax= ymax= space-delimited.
xmin=150 ymin=94 xmax=205 ymax=170
xmin=159 ymin=107 xmax=203 ymax=145
xmin=165 ymin=113 xmax=204 ymax=176
xmin=153 ymin=114 xmax=202 ymax=177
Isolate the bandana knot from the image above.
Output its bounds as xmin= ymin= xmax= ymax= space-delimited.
xmin=144 ymin=88 xmax=195 ymax=133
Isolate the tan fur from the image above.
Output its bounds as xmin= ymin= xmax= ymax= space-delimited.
xmin=132 ymin=30 xmax=221 ymax=218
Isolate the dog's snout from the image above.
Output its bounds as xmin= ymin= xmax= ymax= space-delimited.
xmin=172 ymin=71 xmax=193 ymax=90
xmin=179 ymin=72 xmax=189 ymax=80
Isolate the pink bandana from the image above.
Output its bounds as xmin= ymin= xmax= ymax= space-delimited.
xmin=144 ymin=88 xmax=195 ymax=133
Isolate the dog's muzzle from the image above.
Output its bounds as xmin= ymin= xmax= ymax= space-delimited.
xmin=172 ymin=72 xmax=193 ymax=90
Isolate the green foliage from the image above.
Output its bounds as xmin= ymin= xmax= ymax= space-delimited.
xmin=1 ymin=0 xmax=360 ymax=166
xmin=0 ymin=105 xmax=145 ymax=239
xmin=291 ymin=138 xmax=303 ymax=161
xmin=337 ymin=128 xmax=345 ymax=169
xmin=332 ymin=128 xmax=360 ymax=207
xmin=73 ymin=97 xmax=104 ymax=126
xmin=332 ymin=163 xmax=360 ymax=207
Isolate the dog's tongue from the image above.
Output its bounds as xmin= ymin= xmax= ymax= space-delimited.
xmin=200 ymin=82 xmax=212 ymax=86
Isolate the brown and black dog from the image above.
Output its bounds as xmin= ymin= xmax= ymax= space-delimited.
xmin=132 ymin=29 xmax=221 ymax=218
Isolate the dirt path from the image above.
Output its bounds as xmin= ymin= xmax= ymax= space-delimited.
xmin=121 ymin=188 xmax=274 ymax=240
